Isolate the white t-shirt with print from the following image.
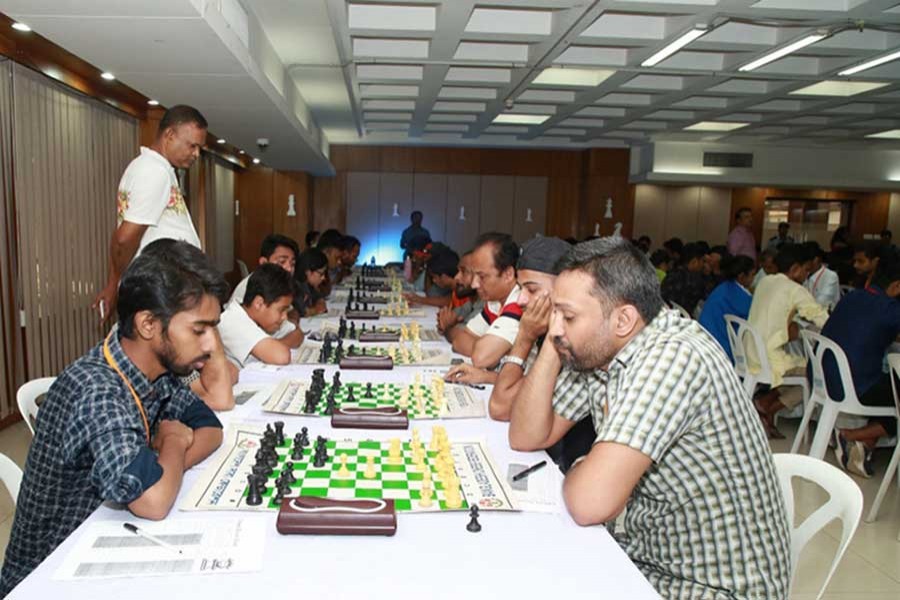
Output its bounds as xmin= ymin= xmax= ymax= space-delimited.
xmin=218 ymin=302 xmax=297 ymax=368
xmin=118 ymin=147 xmax=201 ymax=254
xmin=465 ymin=285 xmax=522 ymax=345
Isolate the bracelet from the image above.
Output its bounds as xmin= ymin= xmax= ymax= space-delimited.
xmin=500 ymin=355 xmax=525 ymax=369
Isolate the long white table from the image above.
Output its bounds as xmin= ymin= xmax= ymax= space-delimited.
xmin=9 ymin=303 xmax=659 ymax=599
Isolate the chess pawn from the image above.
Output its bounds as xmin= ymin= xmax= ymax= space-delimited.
xmin=364 ymin=455 xmax=377 ymax=479
xmin=418 ymin=483 xmax=433 ymax=508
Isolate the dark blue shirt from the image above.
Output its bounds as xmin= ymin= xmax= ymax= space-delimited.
xmin=820 ymin=287 xmax=900 ymax=400
xmin=698 ymin=280 xmax=752 ymax=363
xmin=0 ymin=333 xmax=221 ymax=596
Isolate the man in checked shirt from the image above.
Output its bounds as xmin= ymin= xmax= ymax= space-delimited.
xmin=0 ymin=240 xmax=226 ymax=597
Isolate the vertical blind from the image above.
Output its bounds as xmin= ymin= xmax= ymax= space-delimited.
xmin=0 ymin=59 xmax=25 ymax=421
xmin=11 ymin=64 xmax=137 ymax=395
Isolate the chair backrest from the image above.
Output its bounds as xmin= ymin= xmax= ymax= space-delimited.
xmin=887 ymin=354 xmax=900 ymax=416
xmin=724 ymin=315 xmax=772 ymax=383
xmin=800 ymin=330 xmax=860 ymax=408
xmin=773 ymin=453 xmax=862 ymax=600
xmin=16 ymin=377 xmax=55 ymax=436
xmin=237 ymin=259 xmax=250 ymax=278
xmin=668 ymin=301 xmax=691 ymax=320
xmin=0 ymin=452 xmax=23 ymax=506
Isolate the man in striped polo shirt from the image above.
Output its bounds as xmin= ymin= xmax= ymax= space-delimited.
xmin=444 ymin=232 xmax=521 ymax=369
xmin=509 ymin=237 xmax=791 ymax=599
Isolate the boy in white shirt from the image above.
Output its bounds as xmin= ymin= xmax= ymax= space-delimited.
xmin=219 ymin=264 xmax=303 ymax=368
xmin=803 ymin=242 xmax=840 ymax=310
xmin=228 ymin=234 xmax=299 ymax=308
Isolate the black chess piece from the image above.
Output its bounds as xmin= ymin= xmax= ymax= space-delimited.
xmin=313 ymin=447 xmax=327 ymax=468
xmin=324 ymin=394 xmax=337 ymax=416
xmin=349 ymin=321 xmax=356 ymax=339
xmin=299 ymin=427 xmax=310 ymax=447
xmin=290 ymin=443 xmax=304 ymax=461
xmin=274 ymin=421 xmax=285 ymax=445
xmin=246 ymin=475 xmax=263 ymax=506
xmin=361 ymin=322 xmax=367 ymax=333
xmin=281 ymin=462 xmax=296 ymax=484
xmin=467 ymin=506 xmax=482 ymax=533
xmin=365 ymin=382 xmax=374 ymax=398
xmin=347 ymin=386 xmax=356 ymax=403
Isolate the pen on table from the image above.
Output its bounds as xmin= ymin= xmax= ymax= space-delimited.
xmin=512 ymin=460 xmax=547 ymax=482
xmin=123 ymin=522 xmax=183 ymax=555
xmin=450 ymin=371 xmax=485 ymax=390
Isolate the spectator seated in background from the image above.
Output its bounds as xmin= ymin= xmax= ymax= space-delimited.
xmin=0 ymin=240 xmax=226 ymax=596
xmin=660 ymin=242 xmax=708 ymax=316
xmin=752 ymin=248 xmax=778 ymax=290
xmin=444 ymin=232 xmax=521 ymax=368
xmin=636 ymin=235 xmax=651 ymax=254
xmin=698 ymin=255 xmax=756 ymax=363
xmin=650 ymin=249 xmax=671 ymax=283
xmin=293 ymin=248 xmax=329 ymax=317
xmin=827 ymin=264 xmax=900 ymax=478
xmin=400 ymin=210 xmax=430 ymax=259
xmin=803 ymin=241 xmax=840 ymax=310
xmin=228 ymin=234 xmax=299 ymax=309
xmin=853 ymin=241 xmax=883 ymax=290
xmin=748 ymin=243 xmax=828 ymax=438
xmin=405 ymin=246 xmax=460 ymax=308
xmin=218 ymin=264 xmax=303 ymax=368
xmin=767 ymin=222 xmax=795 ymax=251
xmin=663 ymin=237 xmax=684 ymax=265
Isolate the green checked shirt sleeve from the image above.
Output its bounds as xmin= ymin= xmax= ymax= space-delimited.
xmin=551 ymin=367 xmax=595 ymax=424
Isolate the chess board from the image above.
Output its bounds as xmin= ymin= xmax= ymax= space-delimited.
xmin=318 ymin=321 xmax=442 ymax=342
xmin=374 ymin=305 xmax=426 ymax=318
xmin=294 ymin=341 xmax=451 ymax=366
xmin=182 ymin=423 xmax=518 ymax=513
xmin=261 ymin=379 xmax=485 ymax=419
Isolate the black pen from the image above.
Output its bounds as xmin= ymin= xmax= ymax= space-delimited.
xmin=512 ymin=460 xmax=547 ymax=482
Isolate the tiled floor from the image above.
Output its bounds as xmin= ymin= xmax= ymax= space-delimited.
xmin=0 ymin=419 xmax=897 ymax=598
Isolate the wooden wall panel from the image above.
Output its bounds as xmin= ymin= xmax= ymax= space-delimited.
xmin=852 ymin=192 xmax=890 ymax=239
xmin=413 ymin=174 xmax=448 ymax=242
xmin=582 ymin=177 xmax=634 ymax=238
xmin=480 ymin=176 xmax=515 ymax=233
xmin=666 ymin=186 xmax=701 ymax=242
xmin=633 ymin=185 xmax=666 ymax=248
xmin=697 ymin=186 xmax=732 ymax=245
xmin=513 ymin=176 xmax=548 ymax=242
xmin=379 ymin=173 xmax=414 ymax=262
xmin=381 ymin=146 xmax=416 ymax=172
xmin=311 ymin=173 xmax=346 ymax=234
xmin=235 ymin=166 xmax=274 ymax=268
xmin=547 ymin=177 xmax=581 ymax=239
xmin=272 ymin=171 xmax=310 ymax=246
xmin=346 ymin=172 xmax=380 ymax=262
xmin=445 ymin=175 xmax=481 ymax=253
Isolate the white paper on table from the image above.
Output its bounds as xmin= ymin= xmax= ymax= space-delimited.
xmin=232 ymin=383 xmax=275 ymax=407
xmin=53 ymin=518 xmax=267 ymax=581
xmin=506 ymin=461 xmax=564 ymax=514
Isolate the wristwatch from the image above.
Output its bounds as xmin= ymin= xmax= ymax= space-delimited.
xmin=500 ymin=355 xmax=526 ymax=369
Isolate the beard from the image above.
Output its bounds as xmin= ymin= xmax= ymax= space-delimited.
xmin=552 ymin=324 xmax=617 ymax=372
xmin=455 ymin=284 xmax=476 ymax=299
xmin=158 ymin=331 xmax=209 ymax=377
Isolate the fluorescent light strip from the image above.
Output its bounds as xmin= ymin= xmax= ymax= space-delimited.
xmin=641 ymin=26 xmax=708 ymax=68
xmin=493 ymin=114 xmax=549 ymax=125
xmin=738 ymin=32 xmax=828 ymax=72
xmin=839 ymin=49 xmax=900 ymax=76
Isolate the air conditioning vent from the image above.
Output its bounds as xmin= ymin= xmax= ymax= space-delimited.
xmin=703 ymin=152 xmax=753 ymax=168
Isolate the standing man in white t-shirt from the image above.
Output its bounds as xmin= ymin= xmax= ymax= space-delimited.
xmin=93 ymin=105 xmax=207 ymax=319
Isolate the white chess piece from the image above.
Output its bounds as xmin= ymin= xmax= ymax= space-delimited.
xmin=613 ymin=222 xmax=623 ymax=237
xmin=604 ymin=198 xmax=613 ymax=219
xmin=593 ymin=222 xmax=600 ymax=236
xmin=459 ymin=205 xmax=466 ymax=221
xmin=526 ymin=208 xmax=533 ymax=223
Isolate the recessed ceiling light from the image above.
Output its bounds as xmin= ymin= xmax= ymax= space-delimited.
xmin=252 ymin=158 xmax=261 ymax=164
xmin=738 ymin=31 xmax=829 ymax=72
xmin=239 ymin=150 xmax=245 ymax=154
xmin=866 ymin=129 xmax=900 ymax=139
xmin=217 ymin=138 xmax=226 ymax=144
xmin=790 ymin=80 xmax=889 ymax=97
xmin=684 ymin=121 xmax=749 ymax=132
xmin=839 ymin=49 xmax=900 ymax=76
xmin=147 ymin=100 xmax=159 ymax=106
xmin=493 ymin=114 xmax=549 ymax=125
xmin=100 ymin=72 xmax=116 ymax=81
xmin=533 ymin=67 xmax=615 ymax=87
xmin=11 ymin=22 xmax=31 ymax=32
xmin=641 ymin=25 xmax=709 ymax=68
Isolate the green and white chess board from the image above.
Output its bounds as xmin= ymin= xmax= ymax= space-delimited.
xmin=294 ymin=341 xmax=451 ymax=366
xmin=261 ymin=378 xmax=485 ymax=419
xmin=181 ymin=423 xmax=518 ymax=513
xmin=318 ymin=321 xmax=442 ymax=342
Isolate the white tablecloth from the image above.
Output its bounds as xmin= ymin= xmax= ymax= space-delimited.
xmin=9 ymin=304 xmax=659 ymax=599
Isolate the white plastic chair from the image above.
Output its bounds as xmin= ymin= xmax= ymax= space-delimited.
xmin=16 ymin=377 xmax=55 ymax=436
xmin=724 ymin=315 xmax=809 ymax=423
xmin=792 ymin=331 xmax=897 ymax=459
xmin=865 ymin=353 xmax=900 ymax=525
xmin=668 ymin=301 xmax=691 ymax=320
xmin=773 ymin=453 xmax=863 ymax=600
xmin=237 ymin=259 xmax=250 ymax=278
xmin=0 ymin=452 xmax=23 ymax=506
